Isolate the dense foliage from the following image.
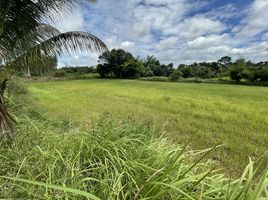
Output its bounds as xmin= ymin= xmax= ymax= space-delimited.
xmin=96 ymin=50 xmax=268 ymax=83
xmin=97 ymin=49 xmax=175 ymax=79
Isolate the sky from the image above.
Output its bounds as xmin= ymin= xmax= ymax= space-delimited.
xmin=51 ymin=0 xmax=268 ymax=68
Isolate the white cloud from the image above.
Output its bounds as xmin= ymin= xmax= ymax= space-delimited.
xmin=58 ymin=52 xmax=99 ymax=68
xmin=51 ymin=7 xmax=85 ymax=32
xmin=48 ymin=0 xmax=268 ymax=67
xmin=121 ymin=41 xmax=135 ymax=51
xmin=176 ymin=17 xmax=225 ymax=40
xmin=234 ymin=0 xmax=268 ymax=37
xmin=188 ymin=34 xmax=230 ymax=49
xmin=156 ymin=36 xmax=179 ymax=50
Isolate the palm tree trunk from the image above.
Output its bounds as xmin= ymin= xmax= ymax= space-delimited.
xmin=0 ymin=79 xmax=15 ymax=138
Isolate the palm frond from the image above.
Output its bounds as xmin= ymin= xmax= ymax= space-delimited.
xmin=0 ymin=45 xmax=8 ymax=60
xmin=0 ymin=0 xmax=94 ymax=44
xmin=9 ymin=31 xmax=108 ymax=68
xmin=2 ymin=24 xmax=61 ymax=63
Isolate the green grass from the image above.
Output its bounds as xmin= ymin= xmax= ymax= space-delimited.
xmin=0 ymin=104 xmax=267 ymax=199
xmin=28 ymin=79 xmax=268 ymax=175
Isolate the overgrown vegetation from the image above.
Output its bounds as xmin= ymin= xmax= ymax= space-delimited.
xmin=29 ymin=79 xmax=268 ymax=176
xmin=0 ymin=100 xmax=267 ymax=199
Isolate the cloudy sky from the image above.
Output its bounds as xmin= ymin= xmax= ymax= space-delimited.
xmin=52 ymin=0 xmax=268 ymax=67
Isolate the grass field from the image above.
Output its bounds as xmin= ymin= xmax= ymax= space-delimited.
xmin=28 ymin=79 xmax=268 ymax=175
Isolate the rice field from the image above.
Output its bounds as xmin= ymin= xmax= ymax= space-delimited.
xmin=28 ymin=79 xmax=268 ymax=175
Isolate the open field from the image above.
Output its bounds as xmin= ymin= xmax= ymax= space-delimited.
xmin=28 ymin=79 xmax=268 ymax=175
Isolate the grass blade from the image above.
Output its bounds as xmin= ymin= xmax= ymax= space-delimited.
xmin=0 ymin=176 xmax=101 ymax=200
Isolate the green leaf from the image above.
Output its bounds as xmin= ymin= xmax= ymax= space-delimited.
xmin=0 ymin=176 xmax=101 ymax=200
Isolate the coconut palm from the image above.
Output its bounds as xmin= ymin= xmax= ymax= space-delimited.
xmin=0 ymin=0 xmax=108 ymax=136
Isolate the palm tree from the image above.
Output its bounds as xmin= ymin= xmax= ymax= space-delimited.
xmin=0 ymin=0 xmax=108 ymax=137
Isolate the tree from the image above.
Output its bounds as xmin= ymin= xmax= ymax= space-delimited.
xmin=195 ymin=66 xmax=213 ymax=79
xmin=229 ymin=59 xmax=247 ymax=82
xmin=252 ymin=67 xmax=268 ymax=82
xmin=259 ymin=67 xmax=268 ymax=82
xmin=159 ymin=63 xmax=174 ymax=77
xmin=122 ymin=59 xmax=146 ymax=79
xmin=143 ymin=56 xmax=162 ymax=76
xmin=97 ymin=49 xmax=137 ymax=78
xmin=218 ymin=56 xmax=232 ymax=68
xmin=181 ymin=67 xmax=194 ymax=78
xmin=170 ymin=70 xmax=182 ymax=81
xmin=0 ymin=0 xmax=108 ymax=135
xmin=97 ymin=63 xmax=112 ymax=78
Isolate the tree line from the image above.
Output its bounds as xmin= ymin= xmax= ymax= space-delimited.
xmin=13 ymin=48 xmax=268 ymax=83
xmin=96 ymin=49 xmax=268 ymax=82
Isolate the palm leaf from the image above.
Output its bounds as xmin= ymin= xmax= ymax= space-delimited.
xmin=2 ymin=24 xmax=61 ymax=62
xmin=10 ymin=31 xmax=108 ymax=68
xmin=0 ymin=0 xmax=97 ymax=52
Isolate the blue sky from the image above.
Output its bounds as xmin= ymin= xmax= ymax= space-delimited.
xmin=51 ymin=0 xmax=268 ymax=67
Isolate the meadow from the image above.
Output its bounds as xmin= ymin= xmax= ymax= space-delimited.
xmin=28 ymin=79 xmax=268 ymax=175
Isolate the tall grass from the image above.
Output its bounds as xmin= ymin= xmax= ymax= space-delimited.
xmin=29 ymin=79 xmax=268 ymax=175
xmin=0 ymin=103 xmax=267 ymax=199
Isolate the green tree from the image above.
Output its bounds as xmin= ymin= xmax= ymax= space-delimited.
xmin=122 ymin=59 xmax=146 ymax=79
xmin=181 ymin=67 xmax=194 ymax=78
xmin=218 ymin=56 xmax=232 ymax=68
xmin=195 ymin=66 xmax=213 ymax=79
xmin=170 ymin=70 xmax=182 ymax=81
xmin=143 ymin=56 xmax=162 ymax=76
xmin=229 ymin=59 xmax=247 ymax=82
xmin=97 ymin=49 xmax=139 ymax=78
xmin=252 ymin=67 xmax=268 ymax=82
xmin=0 ymin=0 xmax=108 ymax=135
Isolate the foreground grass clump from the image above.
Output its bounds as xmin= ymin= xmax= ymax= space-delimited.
xmin=29 ymin=79 xmax=268 ymax=175
xmin=0 ymin=106 xmax=267 ymax=199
